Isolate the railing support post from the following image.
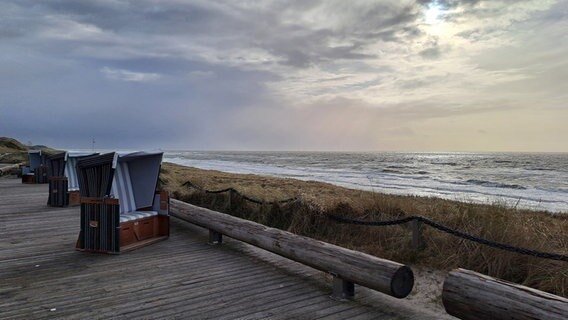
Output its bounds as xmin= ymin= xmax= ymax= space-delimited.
xmin=227 ymin=189 xmax=233 ymax=213
xmin=331 ymin=275 xmax=354 ymax=300
xmin=410 ymin=220 xmax=425 ymax=250
xmin=209 ymin=230 xmax=222 ymax=245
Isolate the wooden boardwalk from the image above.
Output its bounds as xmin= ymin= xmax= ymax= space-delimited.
xmin=0 ymin=177 xmax=444 ymax=319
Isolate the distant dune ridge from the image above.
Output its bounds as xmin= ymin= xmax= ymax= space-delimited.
xmin=0 ymin=137 xmax=61 ymax=163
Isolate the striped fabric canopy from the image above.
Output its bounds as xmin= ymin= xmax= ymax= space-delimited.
xmin=111 ymin=161 xmax=136 ymax=214
xmin=64 ymin=152 xmax=98 ymax=191
xmin=76 ymin=151 xmax=162 ymax=215
xmin=110 ymin=152 xmax=163 ymax=214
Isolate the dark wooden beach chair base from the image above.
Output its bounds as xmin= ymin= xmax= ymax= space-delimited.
xmin=22 ymin=174 xmax=35 ymax=184
xmin=22 ymin=166 xmax=48 ymax=184
xmin=68 ymin=191 xmax=81 ymax=206
xmin=34 ymin=165 xmax=48 ymax=184
xmin=76 ymin=215 xmax=169 ymax=254
xmin=119 ymin=215 xmax=170 ymax=249
xmin=48 ymin=177 xmax=69 ymax=207
xmin=76 ymin=195 xmax=170 ymax=254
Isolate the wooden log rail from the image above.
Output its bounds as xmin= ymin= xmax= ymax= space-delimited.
xmin=170 ymin=199 xmax=414 ymax=299
xmin=0 ymin=163 xmax=23 ymax=176
xmin=443 ymin=268 xmax=568 ymax=320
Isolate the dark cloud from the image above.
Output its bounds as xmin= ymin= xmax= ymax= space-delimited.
xmin=419 ymin=46 xmax=442 ymax=59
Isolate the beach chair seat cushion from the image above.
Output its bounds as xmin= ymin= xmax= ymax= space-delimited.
xmin=120 ymin=211 xmax=158 ymax=223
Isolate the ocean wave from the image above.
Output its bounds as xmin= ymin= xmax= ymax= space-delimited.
xmin=527 ymin=167 xmax=555 ymax=171
xmin=386 ymin=165 xmax=412 ymax=169
xmin=165 ymin=151 xmax=568 ymax=212
xmin=432 ymin=162 xmax=458 ymax=166
xmin=466 ymin=179 xmax=526 ymax=190
xmin=382 ymin=169 xmax=405 ymax=174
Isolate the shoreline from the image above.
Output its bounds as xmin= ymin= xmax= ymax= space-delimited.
xmin=161 ymin=162 xmax=565 ymax=216
xmin=164 ymin=152 xmax=568 ymax=214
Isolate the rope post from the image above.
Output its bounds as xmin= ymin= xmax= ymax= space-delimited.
xmin=410 ymin=219 xmax=425 ymax=250
xmin=208 ymin=230 xmax=223 ymax=245
xmin=227 ymin=189 xmax=232 ymax=214
xmin=331 ymin=275 xmax=355 ymax=301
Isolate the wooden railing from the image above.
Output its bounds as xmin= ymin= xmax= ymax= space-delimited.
xmin=169 ymin=199 xmax=568 ymax=317
xmin=443 ymin=268 xmax=568 ymax=320
xmin=0 ymin=163 xmax=22 ymax=176
xmin=170 ymin=199 xmax=415 ymax=300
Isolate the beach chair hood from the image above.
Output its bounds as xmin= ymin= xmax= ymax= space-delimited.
xmin=64 ymin=152 xmax=98 ymax=191
xmin=28 ymin=150 xmax=43 ymax=171
xmin=77 ymin=151 xmax=163 ymax=213
xmin=111 ymin=152 xmax=163 ymax=213
xmin=47 ymin=152 xmax=66 ymax=178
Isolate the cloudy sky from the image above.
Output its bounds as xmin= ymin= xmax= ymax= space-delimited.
xmin=1 ymin=0 xmax=567 ymax=152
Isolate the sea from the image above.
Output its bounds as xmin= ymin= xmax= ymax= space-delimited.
xmin=163 ymin=151 xmax=568 ymax=214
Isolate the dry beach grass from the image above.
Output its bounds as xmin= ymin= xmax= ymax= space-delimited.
xmin=160 ymin=162 xmax=568 ymax=298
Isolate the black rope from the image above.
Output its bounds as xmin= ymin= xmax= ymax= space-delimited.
xmin=181 ymin=180 xmax=567 ymax=262
xmin=328 ymin=214 xmax=418 ymax=226
xmin=182 ymin=181 xmax=298 ymax=205
xmin=206 ymin=187 xmax=233 ymax=194
xmin=328 ymin=214 xmax=568 ymax=262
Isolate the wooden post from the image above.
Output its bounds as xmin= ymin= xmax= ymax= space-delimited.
xmin=443 ymin=268 xmax=568 ymax=320
xmin=331 ymin=275 xmax=354 ymax=300
xmin=227 ymin=189 xmax=232 ymax=213
xmin=410 ymin=220 xmax=425 ymax=250
xmin=170 ymin=199 xmax=414 ymax=299
xmin=208 ymin=230 xmax=222 ymax=245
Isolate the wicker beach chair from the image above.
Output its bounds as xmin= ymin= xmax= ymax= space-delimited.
xmin=75 ymin=152 xmax=169 ymax=254
xmin=21 ymin=150 xmax=48 ymax=184
xmin=46 ymin=152 xmax=98 ymax=207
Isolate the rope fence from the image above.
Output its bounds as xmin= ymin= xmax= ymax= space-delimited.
xmin=182 ymin=180 xmax=568 ymax=262
xmin=328 ymin=214 xmax=568 ymax=262
xmin=182 ymin=181 xmax=298 ymax=205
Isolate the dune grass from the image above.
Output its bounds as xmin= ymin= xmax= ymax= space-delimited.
xmin=161 ymin=162 xmax=568 ymax=297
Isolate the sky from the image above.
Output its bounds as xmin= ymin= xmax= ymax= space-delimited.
xmin=1 ymin=0 xmax=567 ymax=152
